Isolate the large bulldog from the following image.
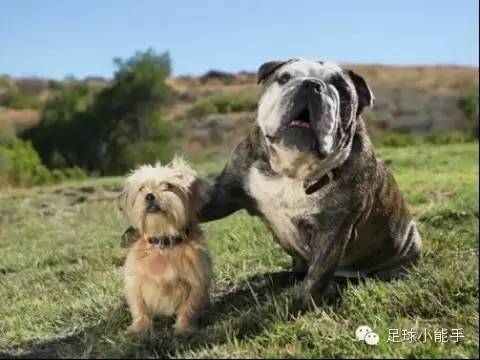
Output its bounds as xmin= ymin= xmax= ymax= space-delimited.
xmin=198 ymin=58 xmax=422 ymax=311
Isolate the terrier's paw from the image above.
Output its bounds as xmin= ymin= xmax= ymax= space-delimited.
xmin=126 ymin=317 xmax=152 ymax=334
xmin=173 ymin=316 xmax=196 ymax=336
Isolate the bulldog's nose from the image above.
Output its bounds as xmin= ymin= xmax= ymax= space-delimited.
xmin=302 ymin=79 xmax=325 ymax=92
xmin=145 ymin=193 xmax=156 ymax=202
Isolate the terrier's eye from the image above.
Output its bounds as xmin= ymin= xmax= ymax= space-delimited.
xmin=164 ymin=183 xmax=175 ymax=191
xmin=276 ymin=73 xmax=292 ymax=85
xmin=139 ymin=185 xmax=145 ymax=191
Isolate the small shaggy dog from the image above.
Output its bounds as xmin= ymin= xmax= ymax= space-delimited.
xmin=118 ymin=157 xmax=212 ymax=334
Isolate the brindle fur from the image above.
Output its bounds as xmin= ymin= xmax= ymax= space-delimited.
xmin=199 ymin=114 xmax=421 ymax=312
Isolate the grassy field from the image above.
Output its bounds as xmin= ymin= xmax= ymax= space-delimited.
xmin=0 ymin=143 xmax=478 ymax=358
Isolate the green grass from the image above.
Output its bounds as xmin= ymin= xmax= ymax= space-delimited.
xmin=0 ymin=143 xmax=478 ymax=358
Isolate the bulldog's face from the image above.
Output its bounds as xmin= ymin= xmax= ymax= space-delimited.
xmin=256 ymin=58 xmax=374 ymax=180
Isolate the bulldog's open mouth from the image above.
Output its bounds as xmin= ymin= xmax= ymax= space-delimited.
xmin=288 ymin=107 xmax=311 ymax=129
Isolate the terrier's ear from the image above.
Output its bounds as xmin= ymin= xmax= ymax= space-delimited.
xmin=120 ymin=226 xmax=140 ymax=248
xmin=345 ymin=69 xmax=375 ymax=114
xmin=257 ymin=60 xmax=288 ymax=84
xmin=169 ymin=155 xmax=190 ymax=172
xmin=169 ymin=155 xmax=197 ymax=187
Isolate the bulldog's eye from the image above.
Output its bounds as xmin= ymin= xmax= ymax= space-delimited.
xmin=276 ymin=73 xmax=292 ymax=85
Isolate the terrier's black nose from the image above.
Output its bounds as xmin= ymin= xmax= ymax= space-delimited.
xmin=145 ymin=193 xmax=155 ymax=202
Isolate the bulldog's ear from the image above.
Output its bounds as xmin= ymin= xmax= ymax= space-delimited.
xmin=257 ymin=60 xmax=287 ymax=84
xmin=346 ymin=69 xmax=375 ymax=113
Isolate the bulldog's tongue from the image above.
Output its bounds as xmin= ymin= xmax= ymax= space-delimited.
xmin=289 ymin=108 xmax=311 ymax=128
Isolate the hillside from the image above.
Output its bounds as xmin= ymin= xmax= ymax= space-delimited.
xmin=0 ymin=65 xmax=478 ymax=157
xmin=169 ymin=65 xmax=479 ymax=157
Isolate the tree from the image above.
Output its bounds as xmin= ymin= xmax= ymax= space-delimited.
xmin=22 ymin=49 xmax=176 ymax=175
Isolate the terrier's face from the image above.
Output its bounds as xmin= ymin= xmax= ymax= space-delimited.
xmin=119 ymin=157 xmax=210 ymax=237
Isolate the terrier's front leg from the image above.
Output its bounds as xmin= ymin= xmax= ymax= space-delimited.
xmin=125 ymin=281 xmax=152 ymax=334
xmin=174 ymin=286 xmax=210 ymax=335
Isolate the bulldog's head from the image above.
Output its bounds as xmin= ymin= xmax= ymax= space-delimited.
xmin=256 ymin=57 xmax=374 ymax=180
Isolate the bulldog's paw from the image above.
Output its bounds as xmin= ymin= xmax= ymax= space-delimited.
xmin=288 ymin=294 xmax=311 ymax=317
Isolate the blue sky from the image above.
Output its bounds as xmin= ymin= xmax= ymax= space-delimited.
xmin=0 ymin=0 xmax=478 ymax=79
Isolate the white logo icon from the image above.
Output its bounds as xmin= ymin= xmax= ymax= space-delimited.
xmin=356 ymin=325 xmax=373 ymax=341
xmin=355 ymin=325 xmax=379 ymax=346
xmin=364 ymin=331 xmax=380 ymax=345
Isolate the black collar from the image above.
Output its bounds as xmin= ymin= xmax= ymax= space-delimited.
xmin=147 ymin=225 xmax=191 ymax=249
xmin=303 ymin=168 xmax=338 ymax=195
xmin=148 ymin=234 xmax=185 ymax=248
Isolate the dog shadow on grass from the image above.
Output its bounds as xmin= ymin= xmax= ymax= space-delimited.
xmin=4 ymin=272 xmax=360 ymax=359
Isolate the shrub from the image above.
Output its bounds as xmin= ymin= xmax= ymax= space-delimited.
xmin=424 ymin=132 xmax=472 ymax=145
xmin=0 ymin=139 xmax=52 ymax=186
xmin=380 ymin=133 xmax=420 ymax=147
xmin=62 ymin=166 xmax=88 ymax=180
xmin=21 ymin=83 xmax=94 ymax=168
xmin=458 ymin=92 xmax=479 ymax=138
xmin=212 ymin=95 xmax=257 ymax=113
xmin=379 ymin=132 xmax=473 ymax=148
xmin=187 ymin=94 xmax=257 ymax=118
xmin=0 ymin=139 xmax=87 ymax=187
xmin=2 ymin=93 xmax=43 ymax=110
xmin=22 ymin=48 xmax=176 ymax=175
xmin=187 ymin=100 xmax=218 ymax=118
xmin=200 ymin=70 xmax=235 ymax=85
xmin=0 ymin=81 xmax=44 ymax=110
xmin=458 ymin=92 xmax=479 ymax=122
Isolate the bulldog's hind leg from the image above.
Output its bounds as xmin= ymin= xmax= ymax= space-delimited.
xmin=367 ymin=254 xmax=421 ymax=281
xmin=367 ymin=223 xmax=422 ymax=281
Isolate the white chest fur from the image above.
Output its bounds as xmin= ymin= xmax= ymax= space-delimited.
xmin=247 ymin=166 xmax=325 ymax=258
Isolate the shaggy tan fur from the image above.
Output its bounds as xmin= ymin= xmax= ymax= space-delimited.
xmin=119 ymin=157 xmax=212 ymax=334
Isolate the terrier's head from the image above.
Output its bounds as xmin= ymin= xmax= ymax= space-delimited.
xmin=119 ymin=156 xmax=210 ymax=237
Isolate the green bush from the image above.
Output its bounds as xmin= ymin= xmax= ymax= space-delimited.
xmin=0 ymin=139 xmax=86 ymax=187
xmin=2 ymin=93 xmax=43 ymax=110
xmin=458 ymin=92 xmax=479 ymax=138
xmin=380 ymin=133 xmax=420 ymax=147
xmin=0 ymin=139 xmax=52 ymax=186
xmin=62 ymin=166 xmax=88 ymax=180
xmin=458 ymin=93 xmax=479 ymax=122
xmin=211 ymin=95 xmax=256 ymax=113
xmin=21 ymin=83 xmax=94 ymax=168
xmin=187 ymin=94 xmax=257 ymax=118
xmin=22 ymin=48 xmax=176 ymax=175
xmin=379 ymin=132 xmax=473 ymax=148
xmin=424 ymin=132 xmax=472 ymax=145
xmin=187 ymin=100 xmax=218 ymax=118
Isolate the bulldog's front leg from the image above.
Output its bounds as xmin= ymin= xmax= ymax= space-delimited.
xmin=198 ymin=167 xmax=247 ymax=222
xmin=293 ymin=215 xmax=358 ymax=314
